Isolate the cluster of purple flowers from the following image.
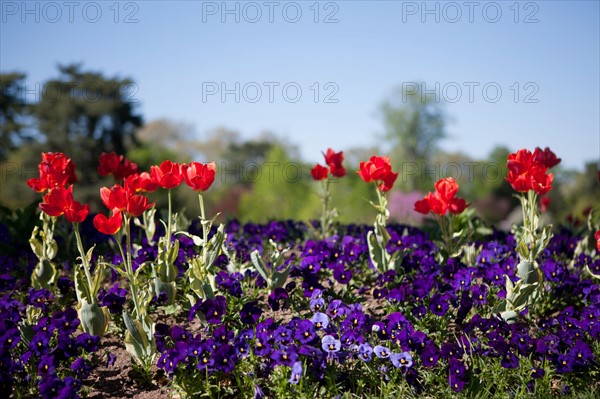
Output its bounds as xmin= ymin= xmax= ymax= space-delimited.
xmin=0 ymin=288 xmax=99 ymax=398
xmin=154 ymin=222 xmax=598 ymax=395
xmin=0 ymin=216 xmax=598 ymax=396
xmin=157 ymin=289 xmax=418 ymax=392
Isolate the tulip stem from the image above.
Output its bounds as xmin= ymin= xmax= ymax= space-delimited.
xmin=124 ymin=215 xmax=142 ymax=319
xmin=166 ymin=189 xmax=172 ymax=252
xmin=41 ymin=212 xmax=55 ymax=260
xmin=198 ymin=193 xmax=209 ymax=263
xmin=520 ymin=190 xmax=538 ymax=262
xmin=320 ymin=178 xmax=332 ymax=239
xmin=373 ymin=183 xmax=388 ymax=227
xmin=73 ymin=223 xmax=95 ymax=304
xmin=198 ymin=192 xmax=206 ymax=221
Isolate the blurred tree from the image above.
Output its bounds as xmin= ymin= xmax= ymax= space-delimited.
xmin=32 ymin=64 xmax=142 ymax=182
xmin=238 ymin=145 xmax=319 ymax=222
xmin=221 ymin=137 xmax=274 ymax=186
xmin=131 ymin=119 xmax=192 ymax=168
xmin=0 ymin=72 xmax=31 ymax=161
xmin=380 ymin=82 xmax=448 ymax=191
xmin=331 ymin=171 xmax=378 ymax=225
xmin=557 ymin=161 xmax=600 ymax=223
xmin=470 ymin=145 xmax=514 ymax=225
xmin=344 ymin=146 xmax=382 ymax=168
xmin=193 ymin=127 xmax=240 ymax=162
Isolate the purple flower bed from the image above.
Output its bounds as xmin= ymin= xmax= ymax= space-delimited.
xmin=3 ymin=149 xmax=599 ymax=398
xmin=1 ymin=218 xmax=598 ymax=398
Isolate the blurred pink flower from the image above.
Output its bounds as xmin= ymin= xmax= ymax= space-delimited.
xmin=388 ymin=191 xmax=426 ymax=224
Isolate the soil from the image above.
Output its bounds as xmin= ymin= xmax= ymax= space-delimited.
xmin=81 ymin=285 xmax=383 ymax=399
xmin=84 ymin=332 xmax=172 ymax=399
xmin=82 ymin=304 xmax=199 ymax=399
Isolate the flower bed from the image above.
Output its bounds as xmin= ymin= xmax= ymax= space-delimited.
xmin=0 ymin=149 xmax=598 ymax=398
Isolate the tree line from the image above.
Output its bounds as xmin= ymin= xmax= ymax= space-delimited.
xmin=1 ymin=64 xmax=597 ymax=226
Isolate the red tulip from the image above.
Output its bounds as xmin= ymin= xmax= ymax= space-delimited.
xmin=126 ymin=194 xmax=153 ymax=217
xmin=357 ymin=156 xmax=398 ymax=192
xmin=26 ymin=177 xmax=47 ymax=193
xmin=310 ymin=164 xmax=329 ymax=181
xmin=39 ymin=186 xmax=73 ymax=217
xmin=506 ymin=147 xmax=557 ymax=195
xmin=448 ymin=197 xmax=468 ymax=215
xmin=414 ymin=198 xmax=430 ymax=215
xmin=98 ymin=152 xmax=139 ymax=180
xmin=98 ymin=152 xmax=121 ymax=176
xmin=99 ymin=184 xmax=153 ymax=217
xmin=358 ymin=156 xmax=391 ymax=181
xmin=506 ymin=170 xmax=531 ymax=193
xmin=151 ymin=160 xmax=183 ymax=189
xmin=93 ymin=212 xmax=123 ymax=235
xmin=540 ymin=196 xmax=551 ymax=213
xmin=595 ymin=230 xmax=600 ymax=252
xmin=64 ymin=201 xmax=90 ymax=224
xmin=323 ymin=148 xmax=346 ymax=178
xmin=182 ymin=162 xmax=217 ymax=192
xmin=414 ymin=178 xmax=468 ymax=216
xmin=507 ymin=148 xmax=535 ymax=177
xmin=125 ymin=172 xmax=159 ymax=193
xmin=39 ymin=186 xmax=89 ymax=223
xmin=379 ymin=170 xmax=399 ymax=192
xmin=100 ymin=185 xmax=128 ymax=213
xmin=114 ymin=158 xmax=139 ymax=181
xmin=530 ymin=168 xmax=553 ymax=196
xmin=27 ymin=152 xmax=77 ymax=193
xmin=533 ymin=147 xmax=561 ymax=169
xmin=435 ymin=178 xmax=459 ymax=203
xmin=427 ymin=192 xmax=448 ymax=215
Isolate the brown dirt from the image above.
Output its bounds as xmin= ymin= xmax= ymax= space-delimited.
xmin=82 ymin=303 xmax=207 ymax=399
xmin=83 ymin=332 xmax=172 ymax=399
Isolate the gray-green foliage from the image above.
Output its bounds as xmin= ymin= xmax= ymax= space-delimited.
xmin=496 ymin=190 xmax=553 ymax=323
xmin=250 ymin=240 xmax=290 ymax=290
xmin=29 ymin=213 xmax=58 ymax=289
xmin=185 ymin=223 xmax=227 ymax=300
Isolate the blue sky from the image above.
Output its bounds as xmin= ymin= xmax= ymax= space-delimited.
xmin=1 ymin=0 xmax=599 ymax=170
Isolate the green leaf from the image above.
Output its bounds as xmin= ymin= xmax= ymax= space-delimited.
xmin=516 ymin=260 xmax=536 ymax=284
xmin=272 ymin=268 xmax=291 ymax=290
xmin=45 ymin=239 xmax=58 ymax=260
xmin=91 ymin=259 xmax=106 ymax=297
xmin=200 ymin=280 xmax=216 ymax=300
xmin=177 ymin=231 xmax=203 ymax=246
xmin=85 ymin=244 xmax=95 ymax=264
xmin=500 ymin=310 xmax=519 ymax=324
xmin=510 ymin=283 xmax=538 ymax=309
xmin=205 ymin=225 xmax=226 ymax=268
xmin=367 ymin=230 xmax=390 ymax=274
xmin=31 ymin=259 xmax=57 ymax=290
xmin=584 ymin=265 xmax=600 ymax=280
xmin=124 ymin=313 xmax=153 ymax=364
xmin=78 ymin=299 xmax=110 ymax=337
xmin=29 ymin=226 xmax=44 ymax=259
xmin=73 ymin=265 xmax=91 ymax=304
xmin=376 ymin=226 xmax=390 ymax=247
xmin=505 ymin=275 xmax=514 ymax=298
xmin=250 ymin=250 xmax=270 ymax=282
